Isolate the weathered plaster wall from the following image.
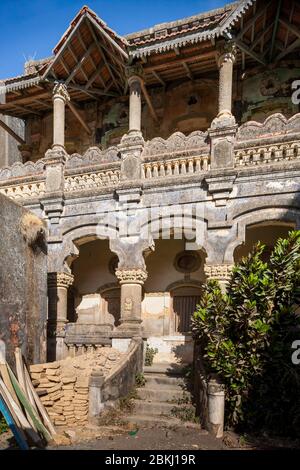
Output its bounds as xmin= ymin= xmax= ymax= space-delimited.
xmin=0 ymin=114 xmax=24 ymax=167
xmin=238 ymin=66 xmax=300 ymax=123
xmin=0 ymin=194 xmax=47 ymax=366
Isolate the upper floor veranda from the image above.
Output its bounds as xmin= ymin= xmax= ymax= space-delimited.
xmin=0 ymin=0 xmax=300 ymax=202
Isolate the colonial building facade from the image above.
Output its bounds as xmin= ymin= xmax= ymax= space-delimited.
xmin=0 ymin=0 xmax=300 ymax=362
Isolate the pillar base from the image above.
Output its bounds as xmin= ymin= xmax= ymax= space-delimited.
xmin=117 ymin=319 xmax=142 ymax=335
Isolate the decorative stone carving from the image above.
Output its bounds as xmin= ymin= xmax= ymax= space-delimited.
xmin=217 ymin=42 xmax=237 ymax=68
xmin=52 ymin=82 xmax=70 ymax=103
xmin=0 ymin=181 xmax=46 ymax=200
xmin=204 ymin=264 xmax=233 ymax=281
xmin=115 ymin=269 xmax=148 ymax=284
xmin=142 ymin=130 xmax=208 ymax=158
xmin=0 ymin=160 xmax=45 ymax=182
xmin=66 ymin=146 xmax=120 ymax=169
xmin=236 ymin=113 xmax=300 ymax=142
xmin=48 ymin=272 xmax=74 ymax=289
xmin=64 ymin=169 xmax=120 ymax=192
xmin=125 ymin=64 xmax=144 ymax=81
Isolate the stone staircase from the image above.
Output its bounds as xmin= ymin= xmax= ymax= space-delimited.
xmin=126 ymin=363 xmax=203 ymax=429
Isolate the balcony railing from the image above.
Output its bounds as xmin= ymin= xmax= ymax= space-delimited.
xmin=0 ymin=113 xmax=299 ymax=201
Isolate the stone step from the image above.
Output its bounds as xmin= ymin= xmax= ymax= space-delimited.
xmin=125 ymin=414 xmax=206 ymax=432
xmin=144 ymin=363 xmax=189 ymax=377
xmin=131 ymin=399 xmax=194 ymax=416
xmin=136 ymin=387 xmax=190 ymax=402
xmin=143 ymin=374 xmax=186 ymax=388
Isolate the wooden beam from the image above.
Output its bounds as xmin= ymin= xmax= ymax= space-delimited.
xmin=140 ymin=82 xmax=159 ymax=124
xmin=88 ymin=14 xmax=128 ymax=60
xmin=236 ymin=0 xmax=273 ymax=41
xmin=284 ymin=3 xmax=296 ymax=48
xmin=0 ymin=118 xmax=25 ymax=145
xmin=67 ymin=101 xmax=92 ymax=135
xmin=152 ymin=71 xmax=165 ymax=86
xmin=144 ymin=51 xmax=215 ymax=73
xmin=85 ymin=61 xmax=105 ymax=89
xmin=279 ymin=17 xmax=300 ymax=40
xmin=251 ymin=23 xmax=273 ymax=52
xmin=67 ymin=83 xmax=118 ymax=97
xmin=269 ymin=0 xmax=282 ymax=60
xmin=86 ymin=21 xmax=123 ymax=93
xmin=275 ymin=37 xmax=300 ymax=62
xmin=183 ymin=62 xmax=193 ymax=80
xmin=234 ymin=39 xmax=267 ymax=65
xmin=65 ymin=43 xmax=96 ymax=85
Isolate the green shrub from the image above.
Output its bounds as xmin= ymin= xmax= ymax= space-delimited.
xmin=144 ymin=344 xmax=158 ymax=366
xmin=0 ymin=414 xmax=8 ymax=434
xmin=192 ymin=231 xmax=300 ymax=436
xmin=135 ymin=372 xmax=146 ymax=387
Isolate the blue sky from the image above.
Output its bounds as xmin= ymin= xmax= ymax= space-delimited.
xmin=0 ymin=0 xmax=229 ymax=80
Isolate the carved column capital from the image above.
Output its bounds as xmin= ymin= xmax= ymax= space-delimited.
xmin=48 ymin=271 xmax=74 ymax=289
xmin=217 ymin=42 xmax=237 ymax=68
xmin=125 ymin=64 xmax=144 ymax=85
xmin=204 ymin=264 xmax=233 ymax=282
xmin=52 ymin=82 xmax=70 ymax=103
xmin=115 ymin=268 xmax=148 ymax=285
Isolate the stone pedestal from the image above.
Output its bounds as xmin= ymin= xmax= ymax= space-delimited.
xmin=209 ymin=42 xmax=237 ymax=170
xmin=208 ymin=377 xmax=225 ymax=438
xmin=47 ymin=271 xmax=74 ymax=360
xmin=204 ymin=264 xmax=233 ymax=293
xmin=115 ymin=268 xmax=148 ymax=334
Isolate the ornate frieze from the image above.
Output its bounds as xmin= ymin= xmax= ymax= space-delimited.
xmin=236 ymin=113 xmax=300 ymax=142
xmin=66 ymin=146 xmax=120 ymax=169
xmin=48 ymin=272 xmax=74 ymax=289
xmin=0 ymin=181 xmax=46 ymax=200
xmin=142 ymin=130 xmax=208 ymax=159
xmin=204 ymin=264 xmax=233 ymax=281
xmin=115 ymin=269 xmax=148 ymax=284
xmin=64 ymin=169 xmax=120 ymax=192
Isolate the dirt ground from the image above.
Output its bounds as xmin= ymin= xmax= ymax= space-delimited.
xmin=1 ymin=423 xmax=300 ymax=451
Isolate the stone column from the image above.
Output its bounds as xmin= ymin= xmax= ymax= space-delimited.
xmin=204 ymin=264 xmax=233 ymax=293
xmin=47 ymin=272 xmax=74 ymax=361
xmin=115 ymin=268 xmax=148 ymax=333
xmin=217 ymin=43 xmax=237 ymax=118
xmin=52 ymin=82 xmax=70 ymax=149
xmin=208 ymin=43 xmax=237 ymax=171
xmin=127 ymin=65 xmax=144 ymax=134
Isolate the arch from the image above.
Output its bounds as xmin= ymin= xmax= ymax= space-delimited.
xmin=225 ymin=207 xmax=300 ymax=262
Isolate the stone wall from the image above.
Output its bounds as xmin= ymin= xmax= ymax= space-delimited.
xmin=0 ymin=194 xmax=47 ymax=366
xmin=0 ymin=113 xmax=23 ymax=167
xmin=29 ymin=347 xmax=124 ymax=427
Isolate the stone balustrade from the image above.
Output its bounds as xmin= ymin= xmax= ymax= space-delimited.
xmin=142 ymin=154 xmax=210 ymax=179
xmin=234 ymin=140 xmax=300 ymax=167
xmin=64 ymin=169 xmax=121 ymax=192
xmin=0 ymin=179 xmax=46 ymax=201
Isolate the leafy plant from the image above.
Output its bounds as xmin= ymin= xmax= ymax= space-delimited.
xmin=135 ymin=372 xmax=146 ymax=388
xmin=0 ymin=414 xmax=8 ymax=434
xmin=144 ymin=345 xmax=158 ymax=366
xmin=192 ymin=231 xmax=300 ymax=436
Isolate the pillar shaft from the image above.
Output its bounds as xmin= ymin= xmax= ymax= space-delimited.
xmin=217 ymin=44 xmax=237 ymax=117
xmin=115 ymin=269 xmax=147 ymax=332
xmin=52 ymin=83 xmax=70 ymax=148
xmin=128 ymin=76 xmax=142 ymax=133
xmin=47 ymin=272 xmax=74 ymax=360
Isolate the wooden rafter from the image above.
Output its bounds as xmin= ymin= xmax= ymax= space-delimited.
xmin=234 ymin=38 xmax=267 ymax=66
xmin=0 ymin=118 xmax=25 ymax=145
xmin=86 ymin=20 xmax=123 ymax=93
xmin=140 ymin=82 xmax=159 ymax=124
xmin=269 ymin=0 xmax=282 ymax=60
xmin=152 ymin=71 xmax=165 ymax=87
xmin=275 ymin=37 xmax=300 ymax=62
xmin=88 ymin=14 xmax=128 ymax=61
xmin=65 ymin=43 xmax=96 ymax=85
xmin=236 ymin=0 xmax=272 ymax=41
xmin=279 ymin=17 xmax=300 ymax=40
xmin=183 ymin=62 xmax=193 ymax=80
xmin=67 ymin=101 xmax=92 ymax=135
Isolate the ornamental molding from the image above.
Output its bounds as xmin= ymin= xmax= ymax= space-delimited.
xmin=142 ymin=130 xmax=208 ymax=159
xmin=52 ymin=82 xmax=70 ymax=102
xmin=115 ymin=269 xmax=148 ymax=284
xmin=0 ymin=160 xmax=45 ymax=182
xmin=48 ymin=272 xmax=74 ymax=289
xmin=66 ymin=146 xmax=120 ymax=169
xmin=204 ymin=264 xmax=233 ymax=281
xmin=217 ymin=42 xmax=237 ymax=67
xmin=236 ymin=113 xmax=300 ymax=142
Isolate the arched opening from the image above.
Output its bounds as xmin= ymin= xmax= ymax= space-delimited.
xmin=234 ymin=221 xmax=295 ymax=263
xmin=70 ymin=238 xmax=120 ymax=328
xmin=143 ymin=237 xmax=205 ymax=364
